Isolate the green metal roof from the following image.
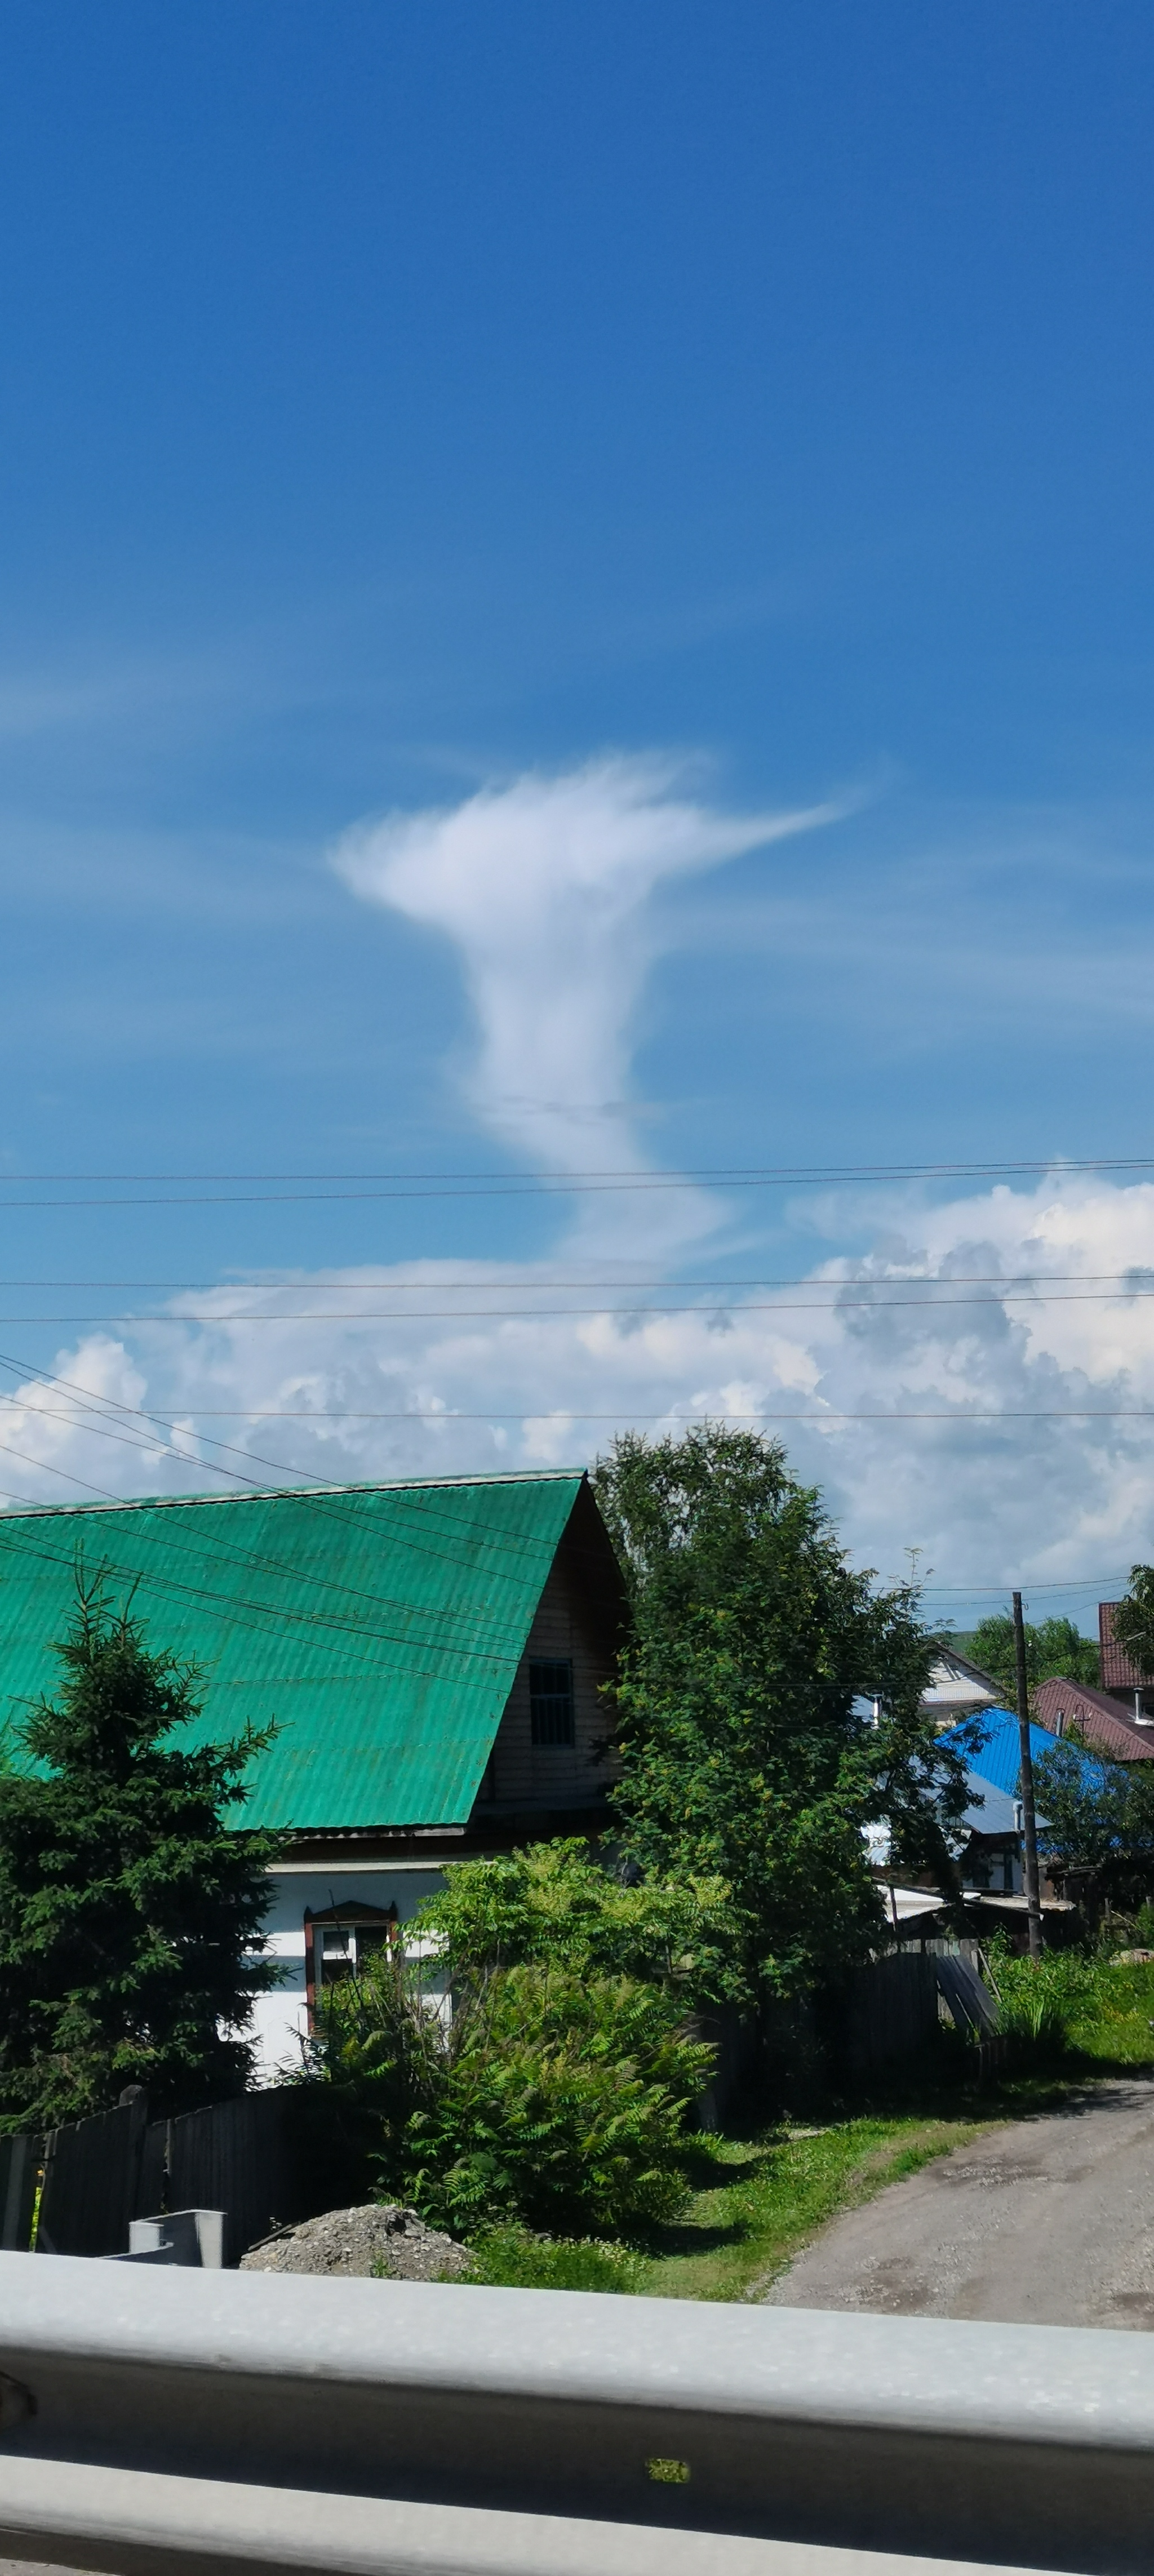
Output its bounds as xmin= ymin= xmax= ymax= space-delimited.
xmin=0 ymin=1473 xmax=587 ymax=1831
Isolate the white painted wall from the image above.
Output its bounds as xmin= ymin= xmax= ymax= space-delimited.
xmin=250 ymin=1861 xmax=449 ymax=2081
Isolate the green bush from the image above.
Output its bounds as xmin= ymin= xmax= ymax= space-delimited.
xmin=411 ymin=1838 xmax=732 ymax=2003
xmin=405 ymin=1965 xmax=713 ymax=2236
xmin=309 ymin=1945 xmax=713 ymax=2240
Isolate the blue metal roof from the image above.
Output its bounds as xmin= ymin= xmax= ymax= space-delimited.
xmin=959 ymin=1768 xmax=1021 ymax=1837
xmin=940 ymin=1704 xmax=1105 ymax=1799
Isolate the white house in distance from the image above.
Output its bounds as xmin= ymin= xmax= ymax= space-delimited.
xmin=0 ymin=1471 xmax=627 ymax=2076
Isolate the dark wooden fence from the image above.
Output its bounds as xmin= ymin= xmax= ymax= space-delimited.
xmin=0 ymin=2085 xmax=374 ymax=2267
xmin=37 ymin=2091 xmax=151 ymax=2258
xmin=842 ymin=1950 xmax=939 ymax=2073
xmin=0 ymin=1955 xmax=953 ymax=2262
xmin=0 ymin=2129 xmax=39 ymax=2252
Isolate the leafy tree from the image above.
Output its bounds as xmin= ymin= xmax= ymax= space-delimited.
xmin=1033 ymin=1735 xmax=1154 ymax=1915
xmin=966 ymin=1612 xmax=1100 ymax=1702
xmin=592 ymin=1425 xmax=968 ymax=2003
xmin=0 ymin=1572 xmax=280 ymax=2129
xmin=411 ymin=1837 xmax=732 ymax=2002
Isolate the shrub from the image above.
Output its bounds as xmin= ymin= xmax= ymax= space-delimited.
xmin=310 ymin=1946 xmax=713 ymax=2240
xmin=411 ymin=1838 xmax=732 ymax=2004
xmin=405 ymin=1965 xmax=713 ymax=2236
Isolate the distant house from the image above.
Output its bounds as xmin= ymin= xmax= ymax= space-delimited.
xmin=0 ymin=1471 xmax=627 ymax=2075
xmin=1034 ymin=1676 xmax=1154 ymax=1764
xmin=1098 ymin=1601 xmax=1154 ymax=1726
xmin=920 ymin=1646 xmax=1002 ymax=1731
xmin=953 ymin=1768 xmax=1029 ymax=1898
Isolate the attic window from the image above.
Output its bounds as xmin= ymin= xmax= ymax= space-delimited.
xmin=530 ymin=1658 xmax=575 ymax=1746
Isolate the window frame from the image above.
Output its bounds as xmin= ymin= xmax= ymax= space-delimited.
xmin=529 ymin=1655 xmax=576 ymax=1747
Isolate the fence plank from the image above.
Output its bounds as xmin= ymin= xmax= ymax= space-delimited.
xmin=38 ymin=2093 xmax=149 ymax=2258
xmin=0 ymin=2131 xmax=40 ymax=2251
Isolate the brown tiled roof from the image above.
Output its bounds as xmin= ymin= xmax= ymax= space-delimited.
xmin=1035 ymin=1675 xmax=1154 ymax=1762
xmin=1099 ymin=1600 xmax=1154 ymax=1690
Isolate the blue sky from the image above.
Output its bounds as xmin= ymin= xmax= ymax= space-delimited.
xmin=4 ymin=2 xmax=1154 ymax=1627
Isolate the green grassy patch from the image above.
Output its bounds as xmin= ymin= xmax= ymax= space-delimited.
xmin=463 ymin=2104 xmax=996 ymax=2302
xmin=639 ymin=2113 xmax=991 ymax=2302
xmin=464 ymin=2222 xmax=650 ymax=2293
xmin=1066 ymin=1957 xmax=1154 ymax=2066
xmin=989 ymin=1940 xmax=1154 ymax=2071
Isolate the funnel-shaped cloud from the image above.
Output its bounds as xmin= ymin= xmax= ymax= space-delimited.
xmin=332 ymin=756 xmax=836 ymax=1191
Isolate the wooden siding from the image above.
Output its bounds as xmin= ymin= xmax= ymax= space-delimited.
xmin=480 ymin=1513 xmax=620 ymax=1811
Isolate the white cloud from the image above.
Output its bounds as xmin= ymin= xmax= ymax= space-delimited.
xmin=5 ymin=1171 xmax=1154 ymax=1614
xmin=7 ymin=760 xmax=1154 ymax=1622
xmin=331 ymin=756 xmax=835 ymax=1223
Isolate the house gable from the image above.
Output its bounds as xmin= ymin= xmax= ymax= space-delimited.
xmin=472 ymin=1476 xmax=624 ymax=1819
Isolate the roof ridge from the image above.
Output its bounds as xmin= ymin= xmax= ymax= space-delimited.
xmin=0 ymin=1468 xmax=588 ymax=1522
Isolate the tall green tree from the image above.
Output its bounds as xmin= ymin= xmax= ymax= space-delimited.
xmin=0 ymin=1573 xmax=279 ymax=2129
xmin=593 ymin=1425 xmax=968 ymax=2003
xmin=966 ymin=1611 xmax=1099 ymax=1701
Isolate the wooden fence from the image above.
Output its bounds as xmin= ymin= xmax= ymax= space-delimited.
xmin=842 ymin=1949 xmax=939 ymax=2073
xmin=0 ymin=2084 xmax=373 ymax=2267
xmin=0 ymin=1954 xmax=954 ymax=2263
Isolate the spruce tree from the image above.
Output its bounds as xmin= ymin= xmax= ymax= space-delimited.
xmin=0 ymin=1571 xmax=280 ymax=2129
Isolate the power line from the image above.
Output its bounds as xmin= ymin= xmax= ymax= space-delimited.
xmin=3 ymin=1288 xmax=1154 ymax=1323
xmin=0 ymin=1152 xmax=1152 ymax=1203
xmin=0 ymin=1270 xmax=1151 ymax=1289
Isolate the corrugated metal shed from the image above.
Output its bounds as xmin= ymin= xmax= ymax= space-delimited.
xmin=0 ymin=1473 xmax=588 ymax=1831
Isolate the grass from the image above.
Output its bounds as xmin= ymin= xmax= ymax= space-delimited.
xmin=990 ymin=1942 xmax=1154 ymax=2068
xmin=455 ymin=1958 xmax=1154 ymax=2304
xmin=1058 ymin=1955 xmax=1154 ymax=2064
xmin=637 ymin=2109 xmax=993 ymax=2302
xmin=463 ymin=2063 xmax=1004 ymax=2304
xmin=464 ymin=2224 xmax=650 ymax=2293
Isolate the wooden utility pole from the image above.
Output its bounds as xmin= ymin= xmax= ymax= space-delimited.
xmin=1013 ymin=1589 xmax=1044 ymax=1959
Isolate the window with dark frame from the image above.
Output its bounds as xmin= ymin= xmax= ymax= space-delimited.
xmin=315 ymin=1911 xmax=398 ymax=1988
xmin=530 ymin=1656 xmax=575 ymax=1746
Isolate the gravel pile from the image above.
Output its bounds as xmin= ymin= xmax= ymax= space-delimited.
xmin=240 ymin=2202 xmax=472 ymax=2281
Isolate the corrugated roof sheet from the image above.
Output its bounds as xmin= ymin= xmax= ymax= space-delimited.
xmin=0 ymin=1473 xmax=587 ymax=1831
xmin=939 ymin=1705 xmax=1104 ymax=1799
xmin=1034 ymin=1675 xmax=1154 ymax=1762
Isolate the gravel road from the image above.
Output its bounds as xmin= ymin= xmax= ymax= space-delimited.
xmin=768 ymin=2077 xmax=1154 ymax=2326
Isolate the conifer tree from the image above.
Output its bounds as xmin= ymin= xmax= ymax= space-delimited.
xmin=0 ymin=1571 xmax=279 ymax=2128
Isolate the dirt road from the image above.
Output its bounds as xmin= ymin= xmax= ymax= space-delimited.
xmin=769 ymin=2077 xmax=1154 ymax=2326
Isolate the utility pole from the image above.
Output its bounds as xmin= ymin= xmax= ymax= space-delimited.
xmin=1013 ymin=1589 xmax=1044 ymax=1960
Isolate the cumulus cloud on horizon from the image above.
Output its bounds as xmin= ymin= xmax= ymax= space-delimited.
xmin=4 ymin=1172 xmax=1154 ymax=1606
